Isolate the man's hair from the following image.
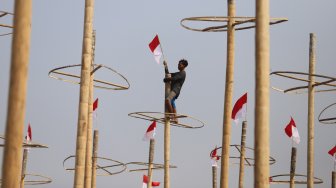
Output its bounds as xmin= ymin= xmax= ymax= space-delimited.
xmin=179 ymin=59 xmax=188 ymax=67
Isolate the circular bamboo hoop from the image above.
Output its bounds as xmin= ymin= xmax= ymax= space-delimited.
xmin=63 ymin=155 xmax=126 ymax=176
xmin=318 ymin=102 xmax=336 ymax=124
xmin=0 ymin=10 xmax=13 ymax=36
xmin=125 ymin=162 xmax=177 ymax=172
xmin=180 ymin=16 xmax=287 ymax=32
xmin=270 ymin=71 xmax=336 ymax=94
xmin=209 ymin=145 xmax=276 ymax=166
xmin=0 ymin=173 xmax=52 ymax=185
xmin=0 ymin=135 xmax=48 ymax=148
xmin=269 ymin=174 xmax=323 ymax=184
xmin=128 ymin=112 xmax=205 ymax=129
xmin=48 ymin=64 xmax=130 ymax=90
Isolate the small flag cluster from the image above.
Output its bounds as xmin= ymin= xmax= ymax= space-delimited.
xmin=142 ymin=174 xmax=160 ymax=188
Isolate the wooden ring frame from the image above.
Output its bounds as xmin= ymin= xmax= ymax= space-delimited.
xmin=269 ymin=174 xmax=323 ymax=184
xmin=209 ymin=145 xmax=276 ymax=166
xmin=63 ymin=155 xmax=127 ymax=176
xmin=318 ymin=102 xmax=336 ymax=124
xmin=48 ymin=64 xmax=130 ymax=90
xmin=270 ymin=71 xmax=336 ymax=94
xmin=0 ymin=135 xmax=48 ymax=148
xmin=20 ymin=174 xmax=52 ymax=185
xmin=125 ymin=162 xmax=177 ymax=172
xmin=180 ymin=16 xmax=287 ymax=32
xmin=0 ymin=11 xmax=13 ymax=36
xmin=128 ymin=111 xmax=205 ymax=129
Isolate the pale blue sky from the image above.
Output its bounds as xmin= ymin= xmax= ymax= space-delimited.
xmin=1 ymin=0 xmax=335 ymax=187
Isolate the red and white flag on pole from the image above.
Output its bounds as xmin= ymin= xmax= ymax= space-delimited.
xmin=328 ymin=145 xmax=336 ymax=160
xmin=231 ymin=92 xmax=247 ymax=125
xmin=210 ymin=146 xmax=220 ymax=167
xmin=142 ymin=174 xmax=160 ymax=188
xmin=284 ymin=117 xmax=300 ymax=144
xmin=149 ymin=35 xmax=162 ymax=64
xmin=93 ymin=98 xmax=98 ymax=119
xmin=25 ymin=123 xmax=32 ymax=143
xmin=143 ymin=121 xmax=156 ymax=141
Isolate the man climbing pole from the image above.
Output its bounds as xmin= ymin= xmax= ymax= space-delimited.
xmin=163 ymin=59 xmax=188 ymax=123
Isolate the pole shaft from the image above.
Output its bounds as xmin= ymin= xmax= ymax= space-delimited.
xmin=147 ymin=139 xmax=155 ymax=188
xmin=307 ymin=33 xmax=316 ymax=188
xmin=255 ymin=0 xmax=270 ymax=187
xmin=332 ymin=171 xmax=335 ymax=188
xmin=73 ymin=0 xmax=95 ymax=187
xmin=213 ymin=166 xmax=217 ymax=188
xmin=164 ymin=74 xmax=171 ymax=188
xmin=238 ymin=121 xmax=247 ymax=188
xmin=290 ymin=147 xmax=297 ymax=188
xmin=91 ymin=130 xmax=98 ymax=188
xmin=84 ymin=30 xmax=96 ymax=188
xmin=1 ymin=1 xmax=32 ymax=187
xmin=20 ymin=149 xmax=28 ymax=188
xmin=220 ymin=1 xmax=235 ymax=188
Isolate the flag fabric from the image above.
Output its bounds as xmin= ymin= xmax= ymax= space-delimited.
xmin=25 ymin=124 xmax=32 ymax=143
xmin=149 ymin=35 xmax=162 ymax=64
xmin=231 ymin=92 xmax=247 ymax=125
xmin=142 ymin=174 xmax=160 ymax=188
xmin=328 ymin=145 xmax=336 ymax=157
xmin=210 ymin=147 xmax=220 ymax=167
xmin=284 ymin=117 xmax=300 ymax=144
xmin=93 ymin=98 xmax=99 ymax=111
xmin=143 ymin=121 xmax=156 ymax=141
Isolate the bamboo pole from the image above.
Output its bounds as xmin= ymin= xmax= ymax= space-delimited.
xmin=307 ymin=33 xmax=316 ymax=188
xmin=91 ymin=130 xmax=98 ymax=188
xmin=84 ymin=29 xmax=96 ymax=188
xmin=73 ymin=0 xmax=95 ymax=187
xmin=238 ymin=121 xmax=247 ymax=188
xmin=147 ymin=139 xmax=155 ymax=188
xmin=290 ymin=147 xmax=297 ymax=188
xmin=1 ymin=1 xmax=32 ymax=187
xmin=332 ymin=171 xmax=335 ymax=188
xmin=255 ymin=0 xmax=270 ymax=187
xmin=220 ymin=1 xmax=236 ymax=188
xmin=20 ymin=149 xmax=28 ymax=188
xmin=164 ymin=73 xmax=171 ymax=188
xmin=212 ymin=166 xmax=218 ymax=188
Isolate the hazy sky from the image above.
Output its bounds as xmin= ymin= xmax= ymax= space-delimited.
xmin=1 ymin=0 xmax=335 ymax=187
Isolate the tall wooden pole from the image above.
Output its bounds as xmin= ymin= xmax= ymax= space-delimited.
xmin=255 ymin=0 xmax=270 ymax=187
xmin=220 ymin=1 xmax=235 ymax=188
xmin=91 ymin=130 xmax=98 ymax=188
xmin=307 ymin=33 xmax=316 ymax=188
xmin=290 ymin=147 xmax=297 ymax=188
xmin=84 ymin=30 xmax=96 ymax=188
xmin=147 ymin=139 xmax=155 ymax=188
xmin=332 ymin=171 xmax=335 ymax=188
xmin=164 ymin=74 xmax=171 ymax=188
xmin=238 ymin=121 xmax=247 ymax=188
xmin=1 ymin=1 xmax=32 ymax=187
xmin=20 ymin=149 xmax=28 ymax=188
xmin=73 ymin=0 xmax=95 ymax=187
xmin=212 ymin=166 xmax=218 ymax=188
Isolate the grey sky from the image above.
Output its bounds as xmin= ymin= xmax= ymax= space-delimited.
xmin=1 ymin=0 xmax=335 ymax=187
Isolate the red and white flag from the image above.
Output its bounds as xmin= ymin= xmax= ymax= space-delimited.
xmin=328 ymin=145 xmax=336 ymax=159
xmin=143 ymin=121 xmax=156 ymax=141
xmin=93 ymin=98 xmax=98 ymax=111
xmin=149 ymin=35 xmax=162 ymax=64
xmin=231 ymin=92 xmax=247 ymax=125
xmin=142 ymin=174 xmax=160 ymax=188
xmin=210 ymin=146 xmax=220 ymax=167
xmin=25 ymin=123 xmax=32 ymax=143
xmin=284 ymin=117 xmax=300 ymax=144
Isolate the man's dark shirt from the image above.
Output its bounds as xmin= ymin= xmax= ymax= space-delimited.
xmin=170 ymin=71 xmax=186 ymax=98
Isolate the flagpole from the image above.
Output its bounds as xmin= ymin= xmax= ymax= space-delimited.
xmin=164 ymin=59 xmax=172 ymax=188
xmin=238 ymin=121 xmax=247 ymax=188
xmin=289 ymin=147 xmax=297 ymax=188
xmin=147 ymin=139 xmax=155 ymax=188
xmin=212 ymin=165 xmax=217 ymax=188
xmin=1 ymin=0 xmax=32 ymax=187
xmin=157 ymin=34 xmax=166 ymax=62
xmin=91 ymin=130 xmax=98 ymax=188
xmin=332 ymin=170 xmax=335 ymax=188
xmin=307 ymin=33 xmax=316 ymax=188
xmin=20 ymin=149 xmax=28 ymax=188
